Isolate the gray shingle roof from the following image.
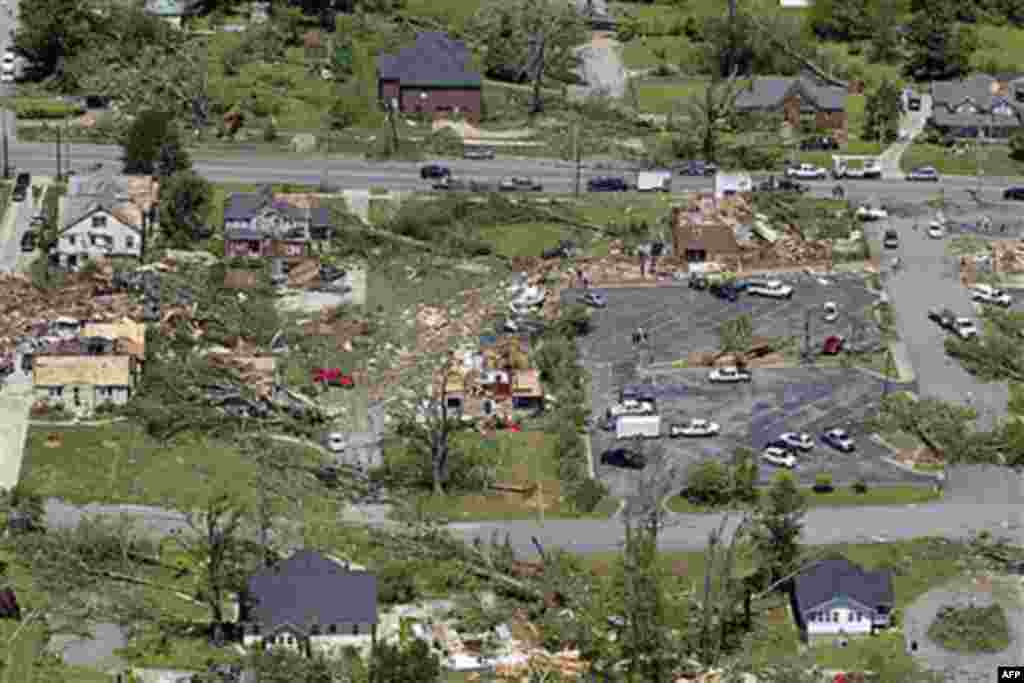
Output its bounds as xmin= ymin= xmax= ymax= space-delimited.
xmin=793 ymin=558 xmax=893 ymax=614
xmin=224 ymin=193 xmax=310 ymax=222
xmin=930 ymin=73 xmax=1024 ymax=128
xmin=377 ymin=32 xmax=481 ymax=87
xmin=931 ymin=110 xmax=1022 ymax=128
xmin=245 ymin=550 xmax=377 ymax=634
xmin=734 ymin=76 xmax=846 ymax=112
xmin=931 ymin=73 xmax=1002 ymax=109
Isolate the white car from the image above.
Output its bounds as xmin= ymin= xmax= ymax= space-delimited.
xmin=855 ymin=205 xmax=888 ymax=221
xmin=608 ymin=400 xmax=655 ymax=418
xmin=0 ymin=73 xmax=12 ymax=84
xmin=954 ymin=318 xmax=979 ymax=339
xmin=821 ymin=428 xmax=855 ymax=452
xmin=747 ymin=280 xmax=794 ymax=299
xmin=927 ymin=222 xmax=945 ymax=239
xmin=778 ymin=432 xmax=814 ymax=451
xmin=823 ymin=301 xmax=839 ymax=322
xmin=670 ymin=418 xmax=721 ymax=437
xmin=2 ymin=52 xmax=13 ymax=74
xmin=971 ymin=284 xmax=1012 ymax=307
xmin=786 ymin=163 xmax=827 ymax=180
xmin=324 ymin=432 xmax=346 ymax=453
xmin=761 ymin=447 xmax=797 ymax=468
xmin=708 ymin=366 xmax=752 ymax=383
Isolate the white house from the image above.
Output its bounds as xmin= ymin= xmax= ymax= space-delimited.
xmin=792 ymin=558 xmax=894 ymax=640
xmin=55 ymin=204 xmax=142 ymax=269
xmin=239 ymin=550 xmax=378 ymax=659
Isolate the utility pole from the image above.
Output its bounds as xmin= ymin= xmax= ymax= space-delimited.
xmin=572 ymin=121 xmax=581 ymax=197
xmin=802 ymin=308 xmax=812 ymax=363
xmin=56 ymin=125 xmax=62 ymax=181
xmin=65 ymin=116 xmax=72 ymax=178
xmin=1 ymin=109 xmax=8 ymax=179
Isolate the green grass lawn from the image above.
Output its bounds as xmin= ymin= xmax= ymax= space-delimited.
xmin=20 ymin=423 xmax=322 ymax=509
xmin=393 ymin=430 xmax=617 ymax=521
xmin=973 ymin=25 xmax=1024 ymax=74
xmin=634 ymin=77 xmax=708 ymax=114
xmin=901 ymin=142 xmax=1024 ymax=177
xmin=477 ymin=221 xmax=582 ymax=258
xmin=620 ymin=37 xmax=699 ymax=71
xmin=668 ymin=484 xmax=940 ymax=514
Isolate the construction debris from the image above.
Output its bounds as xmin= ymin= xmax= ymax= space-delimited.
xmin=992 ymin=240 xmax=1024 ymax=274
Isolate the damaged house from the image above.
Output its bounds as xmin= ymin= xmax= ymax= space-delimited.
xmin=32 ymin=338 xmax=137 ymax=414
xmin=223 ymin=188 xmax=332 ymax=258
xmin=671 ymin=205 xmax=742 ymax=268
xmin=435 ymin=335 xmax=543 ymax=420
xmin=53 ymin=171 xmax=158 ymax=270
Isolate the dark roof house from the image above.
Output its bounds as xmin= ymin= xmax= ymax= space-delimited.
xmin=793 ymin=558 xmax=894 ymax=635
xmin=241 ymin=550 xmax=378 ymax=644
xmin=930 ymin=73 xmax=1024 ymax=135
xmin=735 ymin=76 xmax=849 ymax=143
xmin=377 ymin=32 xmax=483 ymax=123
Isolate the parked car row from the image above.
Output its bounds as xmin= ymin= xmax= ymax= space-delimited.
xmin=690 ymin=276 xmax=793 ymax=302
xmin=928 ymin=307 xmax=979 ymax=339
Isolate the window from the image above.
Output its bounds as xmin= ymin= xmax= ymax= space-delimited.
xmin=328 ymin=624 xmax=336 ymax=634
xmin=67 ymin=235 xmax=76 ymax=246
xmin=125 ymin=236 xmax=135 ymax=249
xmin=48 ymin=387 xmax=63 ymax=398
xmin=352 ymin=624 xmax=359 ymax=635
xmin=92 ymin=215 xmax=107 ymax=228
xmin=832 ymin=611 xmax=839 ymax=623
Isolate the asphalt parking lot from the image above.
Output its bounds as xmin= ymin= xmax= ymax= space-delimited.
xmin=592 ymin=368 xmax=936 ymax=501
xmin=566 ymin=271 xmax=880 ymax=365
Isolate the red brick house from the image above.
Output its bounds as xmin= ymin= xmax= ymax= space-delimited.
xmin=377 ymin=32 xmax=483 ymax=124
xmin=734 ymin=76 xmax=849 ymax=143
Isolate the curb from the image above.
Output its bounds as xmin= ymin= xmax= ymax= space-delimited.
xmin=29 ymin=417 xmax=129 ymax=427
xmin=869 ymin=433 xmax=944 ymax=481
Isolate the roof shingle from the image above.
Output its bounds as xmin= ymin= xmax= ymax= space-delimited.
xmin=377 ymin=32 xmax=481 ymax=87
xmin=793 ymin=557 xmax=893 ymax=614
xmin=734 ymin=76 xmax=846 ymax=112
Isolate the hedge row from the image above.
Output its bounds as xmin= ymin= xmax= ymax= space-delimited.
xmin=10 ymin=99 xmax=86 ymax=120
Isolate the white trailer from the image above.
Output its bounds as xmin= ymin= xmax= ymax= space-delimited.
xmin=616 ymin=414 xmax=661 ymax=439
xmin=637 ymin=170 xmax=672 ymax=192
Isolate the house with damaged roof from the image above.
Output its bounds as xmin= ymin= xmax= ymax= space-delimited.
xmin=223 ymin=187 xmax=332 ymax=264
xmin=32 ymin=342 xmax=137 ymax=415
xmin=791 ymin=557 xmax=894 ymax=640
xmin=53 ymin=172 xmax=159 ymax=270
xmin=377 ymin=32 xmax=483 ymax=124
xmin=239 ymin=550 xmax=377 ymax=658
xmin=434 ymin=336 xmax=544 ymax=421
xmin=929 ymin=73 xmax=1024 ymax=138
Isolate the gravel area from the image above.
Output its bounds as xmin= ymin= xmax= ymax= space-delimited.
xmin=903 ymin=575 xmax=1024 ymax=682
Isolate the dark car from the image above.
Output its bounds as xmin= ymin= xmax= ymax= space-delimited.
xmin=499 ymin=176 xmax=543 ymax=192
xmin=764 ymin=439 xmax=797 ymax=453
xmin=20 ymin=231 xmax=35 ymax=252
xmin=758 ymin=177 xmax=808 ymax=193
xmin=587 ymin=176 xmax=629 ymax=192
xmin=15 ymin=172 xmax=29 ymax=187
xmin=581 ymin=291 xmax=607 ymax=308
xmin=906 ymin=166 xmax=939 ymax=182
xmin=463 ymin=146 xmax=495 ymax=160
xmin=541 ymin=240 xmax=578 ymax=259
xmin=600 ymin=448 xmax=647 ymax=469
xmin=883 ymin=230 xmax=899 ymax=249
xmin=1005 ymin=187 xmax=1024 ymax=201
xmin=709 ymin=281 xmax=738 ymax=301
xmin=420 ymin=164 xmax=451 ymax=180
xmin=822 ymin=335 xmax=845 ymax=355
xmin=800 ymin=136 xmax=839 ymax=151
xmin=689 ymin=275 xmax=709 ymax=290
xmin=12 ymin=185 xmax=26 ymax=202
xmin=678 ymin=160 xmax=718 ymax=176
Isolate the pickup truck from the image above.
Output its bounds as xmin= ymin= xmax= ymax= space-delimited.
xmin=929 ymin=308 xmax=979 ymax=339
xmin=747 ymin=280 xmax=794 ymax=299
xmin=785 ymin=163 xmax=827 ymax=180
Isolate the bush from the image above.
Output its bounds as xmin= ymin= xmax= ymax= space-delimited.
xmin=927 ymin=604 xmax=1011 ymax=653
xmin=1010 ymin=130 xmax=1024 ymax=161
xmin=263 ymin=121 xmax=278 ymax=143
xmin=571 ymin=477 xmax=608 ymax=514
xmin=852 ymin=479 xmax=868 ymax=494
xmin=377 ymin=562 xmax=418 ymax=605
xmin=683 ymin=460 xmax=732 ymax=507
xmin=813 ymin=472 xmax=834 ymax=493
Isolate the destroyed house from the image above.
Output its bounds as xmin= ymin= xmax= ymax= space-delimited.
xmin=671 ymin=206 xmax=741 ymax=266
xmin=435 ymin=337 xmax=543 ymax=419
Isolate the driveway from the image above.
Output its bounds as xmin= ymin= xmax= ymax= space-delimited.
xmin=880 ymin=94 xmax=932 ymax=179
xmin=0 ymin=367 xmax=33 ymax=490
xmin=572 ymin=31 xmax=627 ymax=100
xmin=47 ymin=622 xmax=126 ymax=672
xmin=903 ymin=575 xmax=1024 ymax=682
xmin=568 ymin=272 xmax=880 ymax=365
xmin=877 ymin=216 xmax=1009 ymax=430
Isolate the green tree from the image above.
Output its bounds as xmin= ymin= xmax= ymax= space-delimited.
xmin=469 ymin=0 xmax=587 ymax=113
xmin=1011 ymin=129 xmax=1024 ymax=160
xmin=718 ymin=313 xmax=753 ymax=355
xmin=807 ymin=0 xmax=877 ymax=41
xmin=868 ymin=1 xmax=903 ymax=64
xmin=751 ymin=471 xmax=807 ymax=585
xmin=867 ymin=392 xmax=997 ymax=464
xmin=863 ymin=79 xmax=902 ymax=143
xmin=678 ymin=76 xmax=744 ymax=165
xmin=121 ymin=110 xmax=176 ymax=175
xmin=13 ymin=0 xmax=100 ymax=83
xmin=683 ymin=460 xmax=732 ymax=506
xmin=730 ymin=448 xmax=759 ymax=505
xmin=619 ymin=511 xmax=674 ymax=682
xmin=904 ymin=0 xmax=978 ymax=80
xmin=158 ymin=170 xmax=213 ymax=248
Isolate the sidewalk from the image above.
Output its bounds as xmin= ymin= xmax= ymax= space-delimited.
xmin=888 ymin=339 xmax=916 ymax=383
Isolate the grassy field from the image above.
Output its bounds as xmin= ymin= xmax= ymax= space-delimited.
xmin=634 ymin=77 xmax=709 ymax=114
xmin=973 ymin=25 xmax=1024 ymax=74
xmin=19 ymin=423 xmax=322 ymax=508
xmin=395 ymin=430 xmax=618 ymax=520
xmin=620 ymin=37 xmax=699 ymax=71
xmin=901 ymin=142 xmax=1024 ymax=177
xmin=668 ymin=484 xmax=940 ymax=514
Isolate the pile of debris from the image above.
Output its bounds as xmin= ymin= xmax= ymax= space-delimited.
xmin=487 ymin=649 xmax=587 ymax=680
xmin=0 ymin=268 xmax=144 ymax=355
xmin=769 ymin=230 xmax=833 ymax=266
xmin=299 ymin=308 xmax=370 ymax=351
xmin=686 ymin=336 xmax=786 ymax=368
xmin=992 ymin=240 xmax=1024 ymax=274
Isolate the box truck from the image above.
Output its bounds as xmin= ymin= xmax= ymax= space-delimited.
xmin=637 ymin=170 xmax=672 ymax=192
xmin=616 ymin=414 xmax=661 ymax=439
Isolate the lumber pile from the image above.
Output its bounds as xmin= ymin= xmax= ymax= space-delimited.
xmin=993 ymin=241 xmax=1024 ymax=273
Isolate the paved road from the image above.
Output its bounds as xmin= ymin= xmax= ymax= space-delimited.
xmin=880 ymin=216 xmax=1009 ymax=430
xmin=0 ymin=367 xmax=32 ymax=490
xmin=451 ymin=502 xmax=1024 ymax=556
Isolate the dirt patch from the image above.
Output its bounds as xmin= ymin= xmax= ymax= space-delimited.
xmin=892 ymin=445 xmax=943 ymax=469
xmin=589 ymin=31 xmax=618 ymax=49
xmin=44 ymin=434 xmax=62 ymax=448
